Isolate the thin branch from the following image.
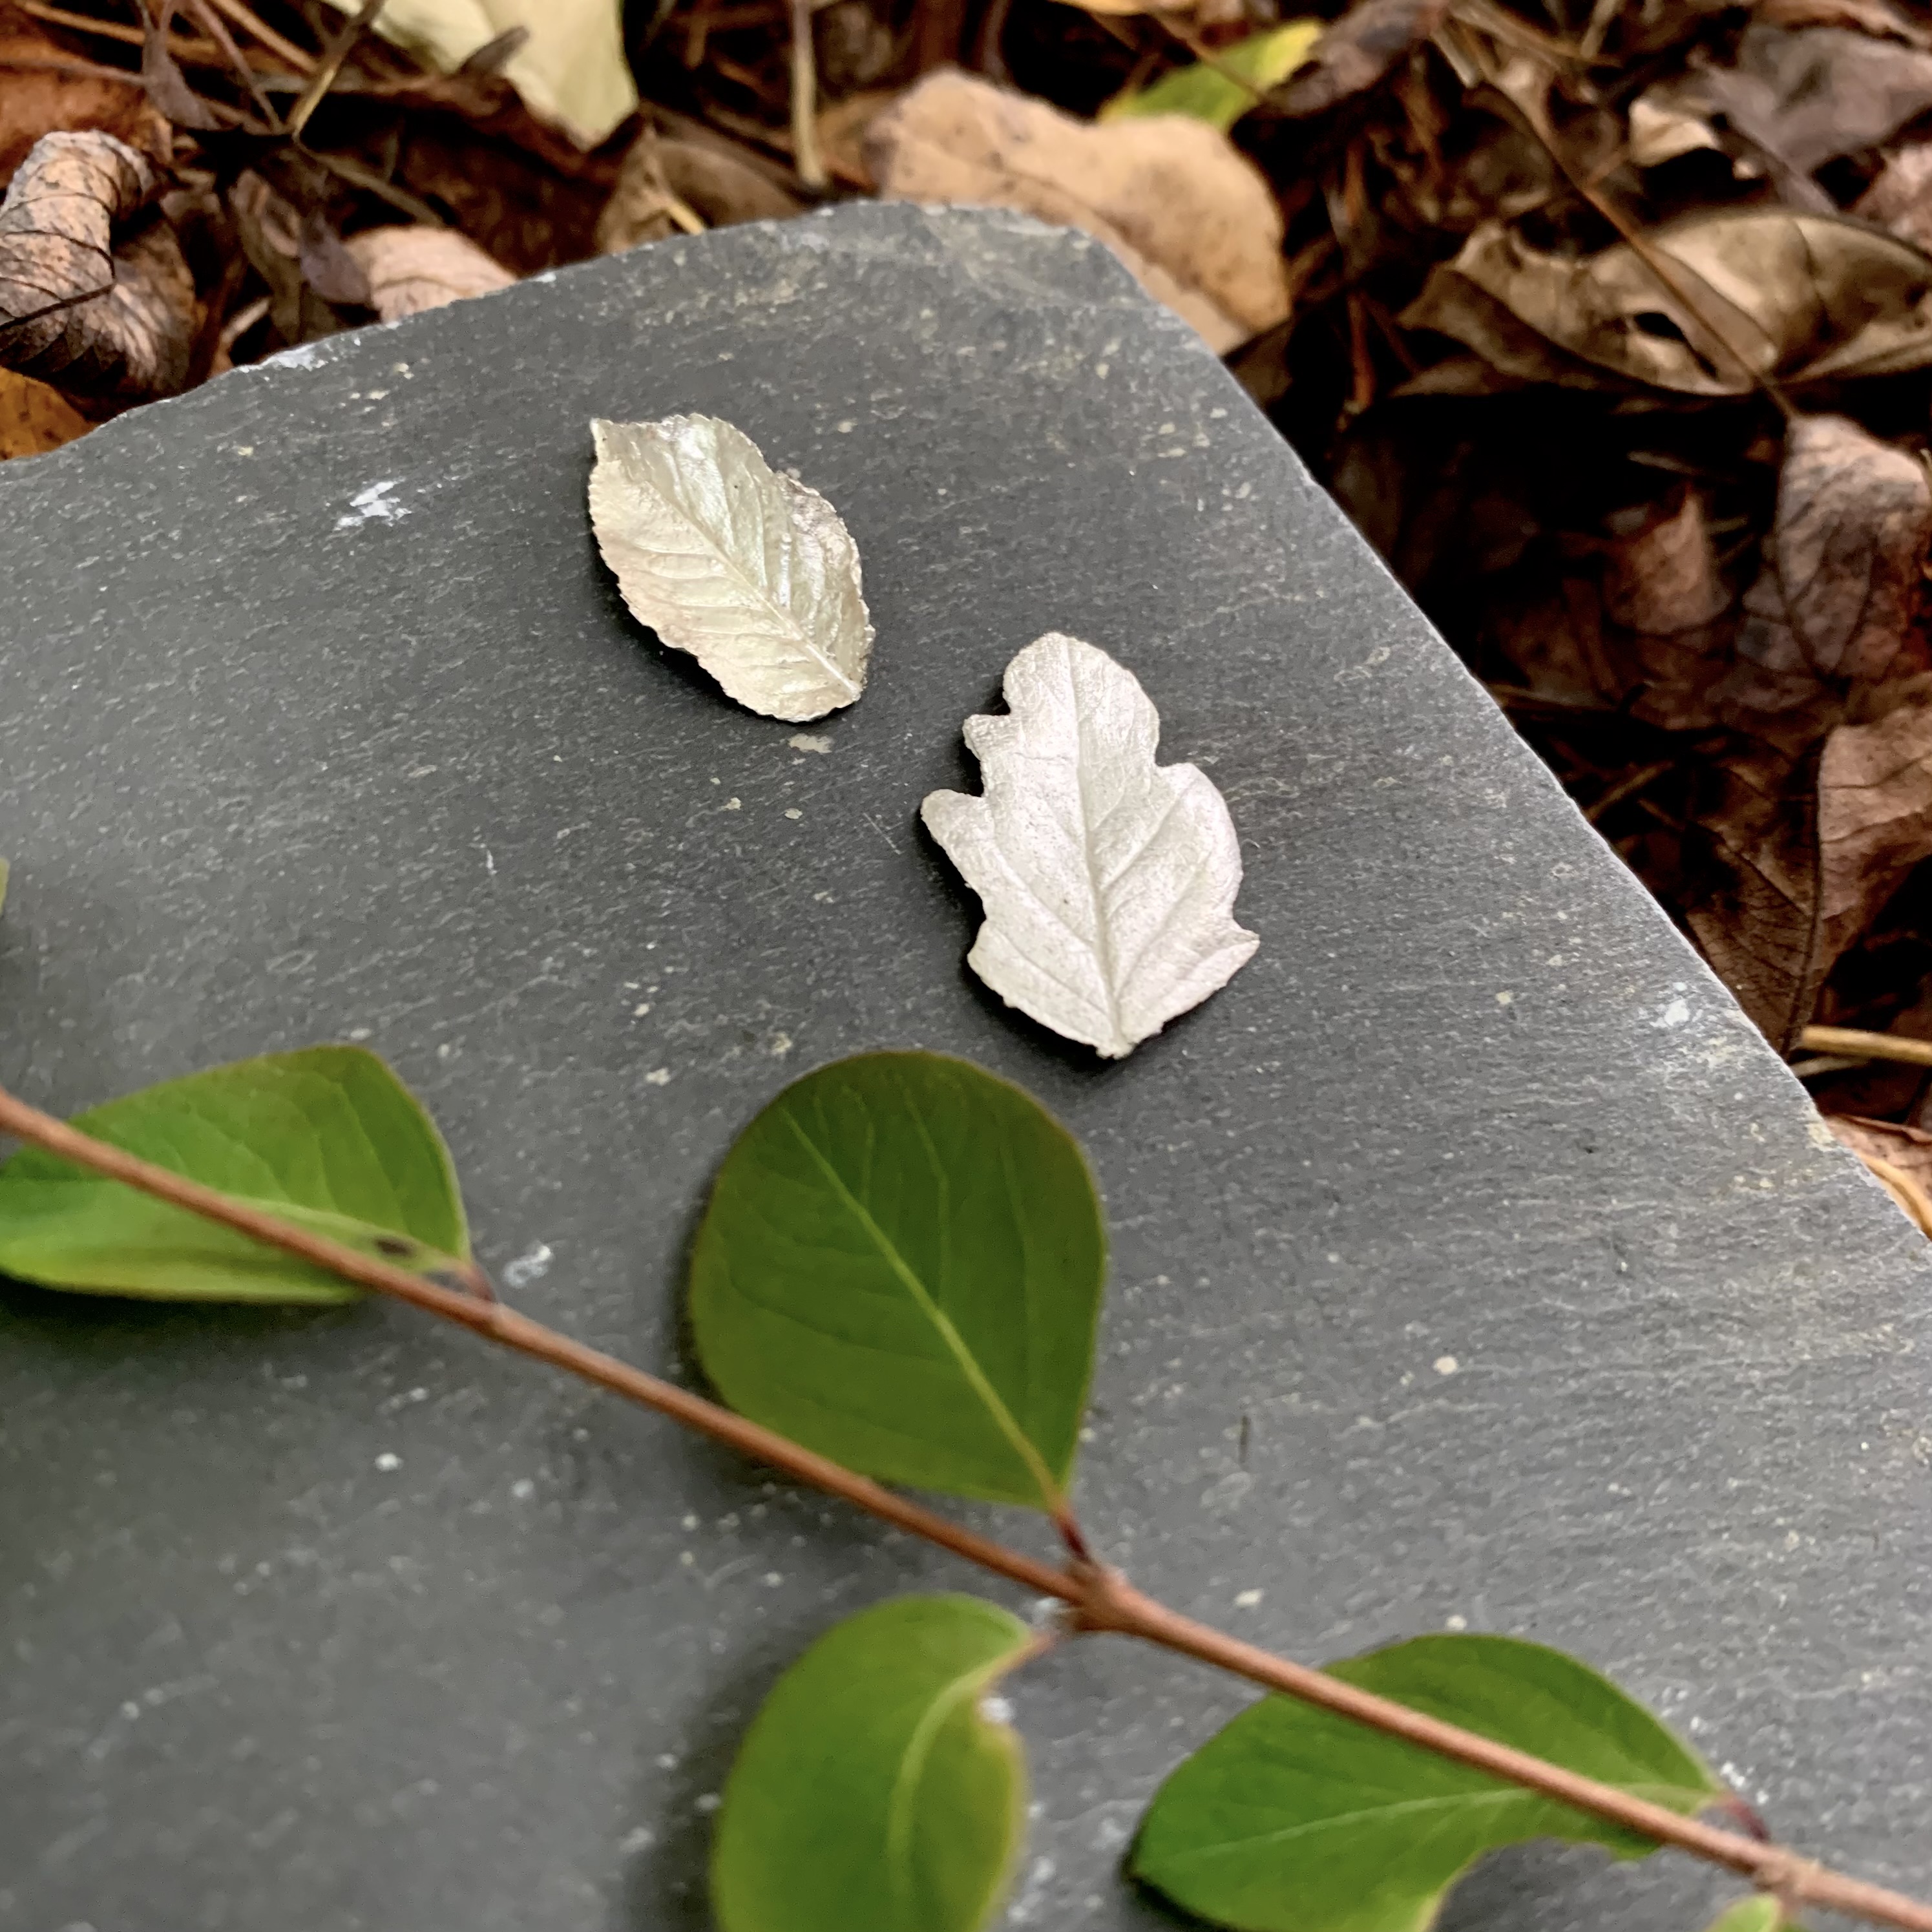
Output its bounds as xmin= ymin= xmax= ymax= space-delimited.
xmin=1798 ymin=1025 xmax=1932 ymax=1070
xmin=204 ymin=0 xmax=315 ymax=72
xmin=284 ymin=0 xmax=384 ymax=142
xmin=788 ymin=0 xmax=827 ymax=191
xmin=1 ymin=1082 xmax=1930 ymax=1932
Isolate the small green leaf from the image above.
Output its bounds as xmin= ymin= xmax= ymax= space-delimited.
xmin=712 ymin=1594 xmax=1033 ymax=1932
xmin=1100 ymin=19 xmax=1325 ymax=132
xmin=1704 ymin=1900 xmax=1789 ymax=1932
xmin=1132 ymin=1633 xmax=1723 ymax=1932
xmin=688 ymin=1051 xmax=1105 ymax=1509
xmin=0 ymin=1046 xmax=468 ymax=1303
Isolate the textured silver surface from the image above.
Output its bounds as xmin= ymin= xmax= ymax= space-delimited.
xmin=0 ymin=204 xmax=1926 ymax=1932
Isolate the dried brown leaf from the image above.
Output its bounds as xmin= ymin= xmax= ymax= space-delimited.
xmin=1634 ymin=25 xmax=1932 ymax=201
xmin=0 ymin=131 xmax=190 ymax=401
xmin=229 ymin=170 xmax=336 ymax=350
xmin=1690 ymin=695 xmax=1932 ymax=1047
xmin=595 ymin=125 xmax=803 ymax=254
xmin=865 ymin=68 xmax=1288 ymax=353
xmin=0 ymin=6 xmax=158 ymax=186
xmin=1717 ymin=415 xmax=1932 ymax=741
xmin=1755 ymin=0 xmax=1929 ymax=43
xmin=1602 ymin=492 xmax=1732 ymax=636
xmin=1274 ymin=0 xmax=1450 ymax=118
xmin=343 ymin=224 xmax=514 ymax=320
xmin=1405 ymin=210 xmax=1932 ymax=396
xmin=1853 ymin=141 xmax=1932 ymax=252
xmin=1827 ymin=1112 xmax=1932 ymax=1189
xmin=0 ymin=364 xmax=88 ymax=456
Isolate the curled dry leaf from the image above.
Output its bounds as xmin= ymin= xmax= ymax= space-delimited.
xmin=0 ymin=131 xmax=191 ymax=401
xmin=1273 ymin=0 xmax=1450 ymax=118
xmin=319 ymin=0 xmax=636 ymax=148
xmin=1718 ymin=415 xmax=1932 ymax=740
xmin=921 ymin=633 xmax=1258 ymax=1059
xmin=587 ymin=414 xmax=872 ymax=722
xmin=344 ymin=225 xmax=514 ymax=320
xmin=865 ymin=69 xmax=1289 ymax=355
xmin=594 ymin=125 xmax=803 ymax=255
xmin=1688 ymin=695 xmax=1932 ymax=1048
xmin=1405 ymin=211 xmax=1932 ymax=395
xmin=229 ymin=170 xmax=338 ymax=350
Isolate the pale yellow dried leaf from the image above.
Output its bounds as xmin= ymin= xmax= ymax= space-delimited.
xmin=320 ymin=0 xmax=635 ymax=147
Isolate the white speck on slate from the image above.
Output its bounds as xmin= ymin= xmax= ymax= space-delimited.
xmin=645 ymin=1068 xmax=671 ymax=1086
xmin=633 ymin=1002 xmax=651 ymax=1016
xmin=836 ymin=419 xmax=855 ymax=432
xmin=336 ymin=479 xmax=406 ymax=529
xmin=618 ymin=1825 xmax=655 ymax=1855
xmin=784 ymin=808 xmax=801 ymax=820
xmin=788 ymin=732 xmax=831 ymax=754
xmin=769 ymin=1033 xmax=793 ymax=1056
xmin=504 ymin=1241 xmax=552 ymax=1288
xmin=695 ymin=1793 xmax=721 ymax=1814
xmin=681 ymin=1514 xmax=699 ymax=1531
xmin=1235 ymin=1588 xmax=1263 ymax=1608
xmin=511 ymin=1479 xmax=535 ymax=1500
xmin=762 ymin=1572 xmax=782 ymax=1587
xmin=982 ymin=1696 xmax=1014 ymax=1723
xmin=375 ymin=1453 xmax=401 ymax=1472
xmin=1445 ymin=1613 xmax=1469 ymax=1631
xmin=1655 ymin=996 xmax=1691 ymax=1028
xmin=1434 ymin=1356 xmax=1460 ymax=1376
xmin=1495 ymin=990 xmax=1513 ymax=1007
xmin=346 ymin=1027 xmax=372 ymax=1042
xmin=235 ymin=444 xmax=254 ymax=456
xmin=723 ymin=797 xmax=741 ymax=810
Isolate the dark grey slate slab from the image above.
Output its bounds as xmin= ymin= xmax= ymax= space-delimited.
xmin=0 ymin=202 xmax=1927 ymax=1932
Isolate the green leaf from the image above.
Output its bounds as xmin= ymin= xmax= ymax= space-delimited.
xmin=1704 ymin=1901 xmax=1788 ymax=1932
xmin=1132 ymin=1633 xmax=1723 ymax=1932
xmin=688 ymin=1051 xmax=1105 ymax=1509
xmin=713 ymin=1594 xmax=1033 ymax=1932
xmin=1100 ymin=19 xmax=1325 ymax=132
xmin=0 ymin=1047 xmax=468 ymax=1304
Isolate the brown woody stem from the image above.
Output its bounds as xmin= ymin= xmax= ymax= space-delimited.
xmin=0 ymin=1083 xmax=1927 ymax=1932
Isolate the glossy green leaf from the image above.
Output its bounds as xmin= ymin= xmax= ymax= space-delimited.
xmin=0 ymin=1047 xmax=468 ymax=1303
xmin=712 ymin=1594 xmax=1032 ymax=1932
xmin=1100 ymin=19 xmax=1324 ymax=132
xmin=1704 ymin=1901 xmax=1789 ymax=1932
xmin=688 ymin=1051 xmax=1105 ymax=1509
xmin=1133 ymin=1633 xmax=1723 ymax=1932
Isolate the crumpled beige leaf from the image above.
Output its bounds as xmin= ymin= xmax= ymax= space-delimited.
xmin=319 ymin=0 xmax=635 ymax=148
xmin=1827 ymin=1114 xmax=1932 ymax=1233
xmin=1689 ymin=695 xmax=1932 ymax=1048
xmin=865 ymin=68 xmax=1289 ymax=354
xmin=344 ymin=225 xmax=514 ymax=320
xmin=595 ymin=125 xmax=803 ymax=255
xmin=1717 ymin=415 xmax=1932 ymax=741
xmin=922 ymin=633 xmax=1257 ymax=1059
xmin=1404 ymin=211 xmax=1932 ymax=395
xmin=588 ymin=414 xmax=872 ymax=722
xmin=0 ymin=131 xmax=190 ymax=401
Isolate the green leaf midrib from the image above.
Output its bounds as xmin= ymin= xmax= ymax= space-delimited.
xmin=883 ymin=1649 xmax=1018 ymax=1926
xmin=781 ymin=1110 xmax=1062 ymax=1509
xmin=1153 ymin=1778 xmax=1706 ymax=1871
